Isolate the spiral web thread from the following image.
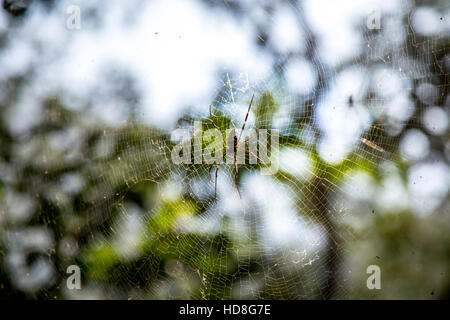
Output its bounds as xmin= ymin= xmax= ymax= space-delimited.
xmin=82 ymin=5 xmax=448 ymax=299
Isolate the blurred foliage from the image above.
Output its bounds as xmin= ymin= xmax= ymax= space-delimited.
xmin=0 ymin=0 xmax=449 ymax=300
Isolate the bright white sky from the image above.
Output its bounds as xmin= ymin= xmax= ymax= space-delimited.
xmin=0 ymin=0 xmax=449 ymax=254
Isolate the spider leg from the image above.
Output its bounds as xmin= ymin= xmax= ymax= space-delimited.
xmin=208 ymin=155 xmax=222 ymax=200
xmin=241 ymin=132 xmax=258 ymax=145
xmin=233 ymin=93 xmax=254 ymax=199
xmin=209 ymin=105 xmax=229 ymax=200
xmin=209 ymin=105 xmax=227 ymax=145
xmin=237 ymin=93 xmax=254 ymax=143
xmin=208 ymin=164 xmax=214 ymax=179
xmin=208 ymin=153 xmax=222 ymax=177
xmin=234 ymin=159 xmax=241 ymax=198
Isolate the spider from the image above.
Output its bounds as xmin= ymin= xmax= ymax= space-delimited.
xmin=208 ymin=94 xmax=262 ymax=200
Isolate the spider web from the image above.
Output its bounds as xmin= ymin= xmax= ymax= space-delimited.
xmin=76 ymin=2 xmax=449 ymax=299
xmin=1 ymin=0 xmax=448 ymax=300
